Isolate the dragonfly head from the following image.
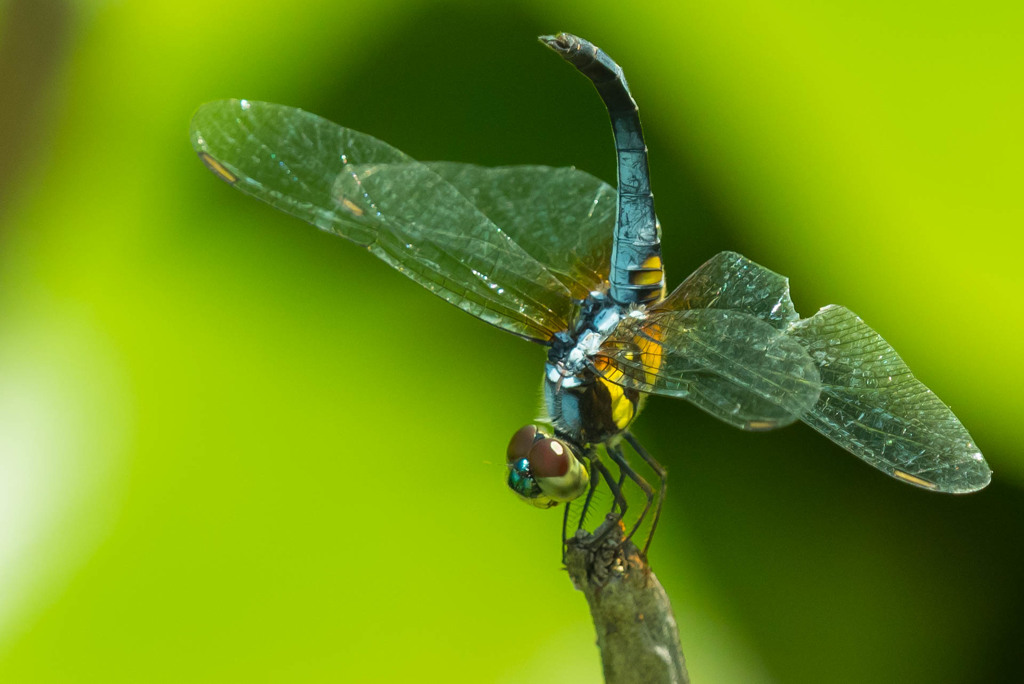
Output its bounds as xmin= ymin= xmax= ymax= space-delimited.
xmin=505 ymin=425 xmax=589 ymax=508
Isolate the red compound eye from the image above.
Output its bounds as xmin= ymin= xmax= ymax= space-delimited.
xmin=527 ymin=438 xmax=572 ymax=478
xmin=506 ymin=425 xmax=539 ymax=464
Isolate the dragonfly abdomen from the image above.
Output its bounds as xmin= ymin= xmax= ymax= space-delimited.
xmin=541 ymin=33 xmax=664 ymax=307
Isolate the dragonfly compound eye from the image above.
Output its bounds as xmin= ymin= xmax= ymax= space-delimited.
xmin=505 ymin=425 xmax=589 ymax=508
xmin=506 ymin=424 xmax=540 ymax=465
xmin=530 ymin=437 xmax=589 ymax=503
xmin=506 ymin=425 xmax=555 ymax=508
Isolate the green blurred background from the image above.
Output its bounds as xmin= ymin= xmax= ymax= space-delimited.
xmin=0 ymin=0 xmax=1021 ymax=682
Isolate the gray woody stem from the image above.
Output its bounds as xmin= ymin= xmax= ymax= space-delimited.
xmin=564 ymin=517 xmax=689 ymax=684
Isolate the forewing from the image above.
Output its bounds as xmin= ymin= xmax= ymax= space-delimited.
xmin=789 ymin=305 xmax=990 ymax=492
xmin=426 ymin=162 xmax=615 ymax=299
xmin=190 ymin=99 xmax=574 ymax=341
xmin=598 ymin=308 xmax=821 ymax=430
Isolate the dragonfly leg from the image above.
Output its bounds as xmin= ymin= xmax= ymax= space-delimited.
xmin=623 ymin=432 xmax=667 ymax=556
xmin=562 ymin=450 xmax=605 ymax=560
xmin=576 ymin=454 xmax=603 ymax=530
xmin=561 ymin=501 xmax=572 ymax=562
xmin=589 ymin=455 xmax=629 ymax=545
xmin=606 ymin=441 xmax=655 ymax=550
xmin=589 ymin=460 xmax=630 ymax=548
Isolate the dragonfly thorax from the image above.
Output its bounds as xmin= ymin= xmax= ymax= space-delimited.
xmin=543 ymin=292 xmax=640 ymax=445
xmin=548 ymin=292 xmax=624 ymax=376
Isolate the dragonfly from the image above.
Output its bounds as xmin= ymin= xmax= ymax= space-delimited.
xmin=191 ymin=33 xmax=990 ymax=553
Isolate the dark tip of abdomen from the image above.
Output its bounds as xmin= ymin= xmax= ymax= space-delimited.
xmin=539 ymin=33 xmax=579 ymax=55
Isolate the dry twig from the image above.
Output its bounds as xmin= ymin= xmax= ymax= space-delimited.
xmin=564 ymin=517 xmax=689 ymax=684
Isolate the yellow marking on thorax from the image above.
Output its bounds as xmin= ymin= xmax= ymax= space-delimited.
xmin=893 ymin=470 xmax=939 ymax=489
xmin=595 ymin=373 xmax=636 ymax=432
xmin=636 ymin=322 xmax=666 ymax=386
xmin=592 ymin=358 xmax=636 ymax=430
xmin=198 ymin=152 xmax=237 ymax=184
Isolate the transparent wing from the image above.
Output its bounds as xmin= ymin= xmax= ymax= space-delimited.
xmin=660 ymin=250 xmax=799 ymax=330
xmin=426 ymin=162 xmax=615 ymax=299
xmin=598 ymin=307 xmax=821 ymax=430
xmin=604 ymin=250 xmax=989 ymax=492
xmin=790 ymin=305 xmax=990 ymax=492
xmin=190 ymin=99 xmax=578 ymax=342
